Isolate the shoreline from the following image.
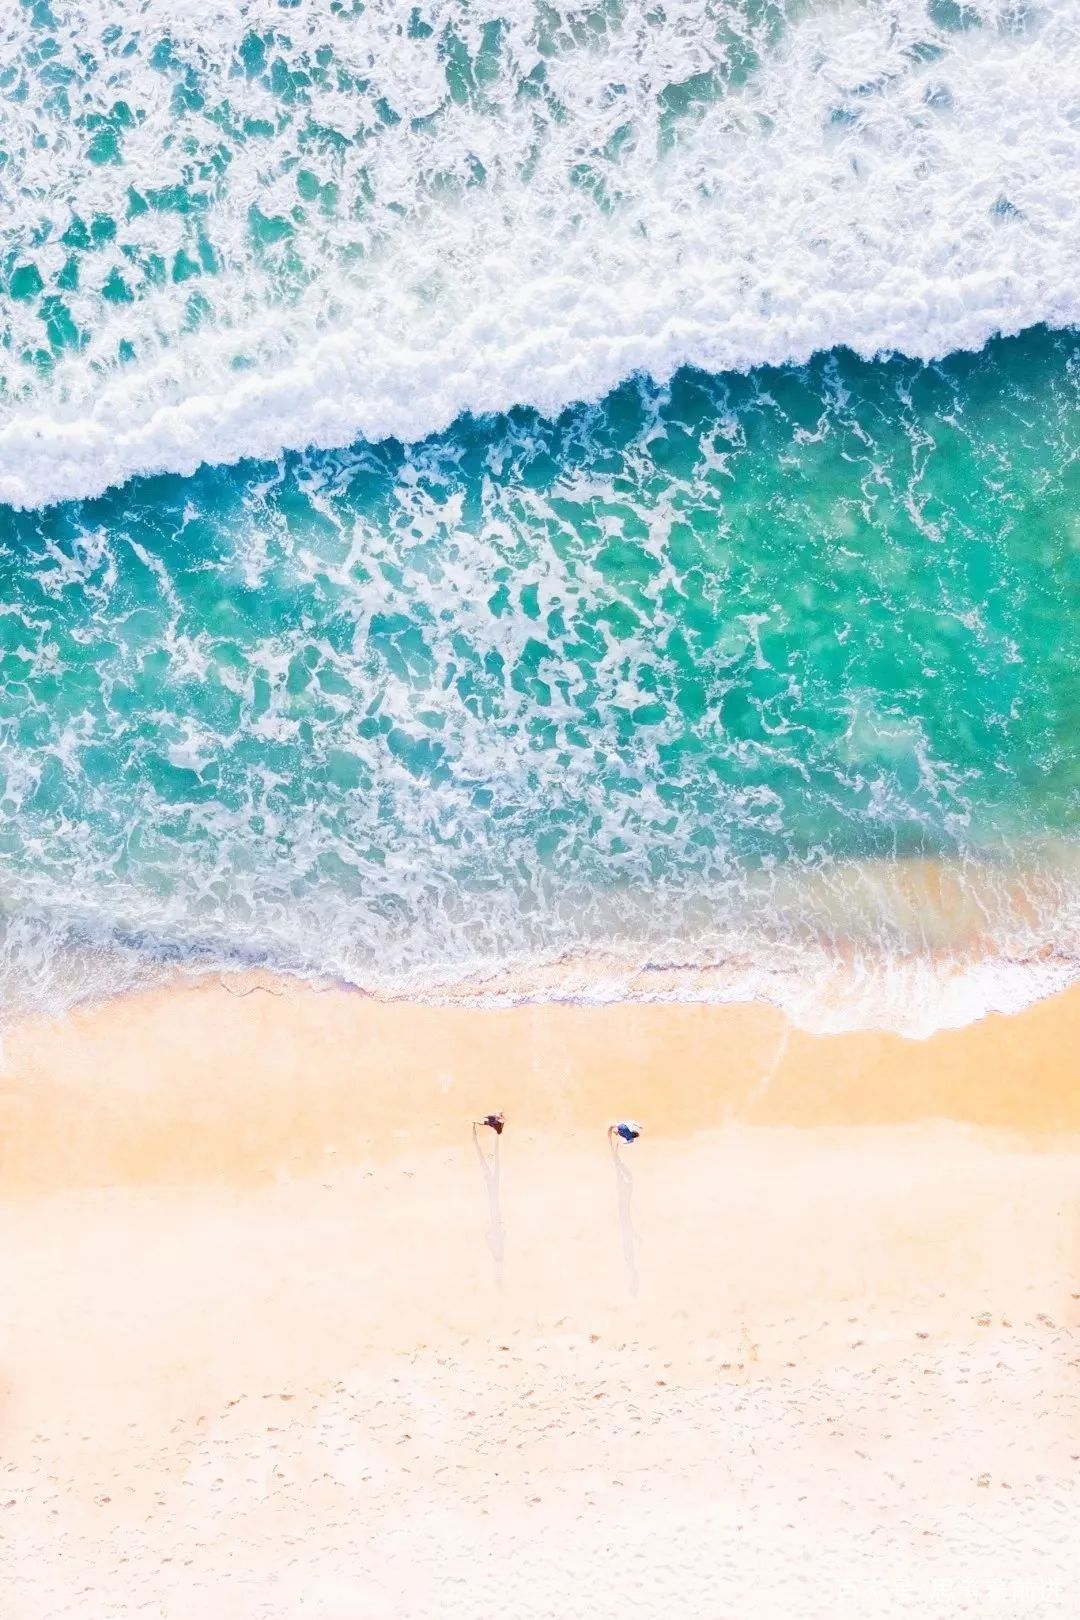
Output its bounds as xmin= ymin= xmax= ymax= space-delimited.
xmin=339 ymin=941 xmax=1080 ymax=1036
xmin=8 ymin=846 xmax=1080 ymax=1039
xmin=5 ymin=971 xmax=1080 ymax=1196
xmin=3 ymin=977 xmax=1079 ymax=1615
xmin=5 ymin=926 xmax=1080 ymax=1047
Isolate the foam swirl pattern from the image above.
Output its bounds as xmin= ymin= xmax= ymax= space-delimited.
xmin=0 ymin=329 xmax=1078 ymax=1031
xmin=2 ymin=0 xmax=1080 ymax=506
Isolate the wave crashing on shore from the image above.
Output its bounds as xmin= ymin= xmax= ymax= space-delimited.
xmin=1 ymin=4 xmax=1078 ymax=1032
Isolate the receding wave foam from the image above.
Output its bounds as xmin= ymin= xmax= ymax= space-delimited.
xmin=2 ymin=328 xmax=1079 ymax=1036
xmin=5 ymin=851 xmax=1080 ymax=1039
xmin=3 ymin=0 xmax=1080 ymax=507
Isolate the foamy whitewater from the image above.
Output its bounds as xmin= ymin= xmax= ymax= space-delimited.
xmin=1 ymin=0 xmax=1079 ymax=1033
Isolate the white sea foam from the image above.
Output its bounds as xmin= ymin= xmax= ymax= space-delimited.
xmin=2 ymin=0 xmax=1080 ymax=507
xmin=4 ymin=890 xmax=1079 ymax=1038
xmin=390 ymin=942 xmax=1080 ymax=1040
xmin=0 ymin=348 xmax=1077 ymax=1037
xmin=3 ymin=834 xmax=1079 ymax=1037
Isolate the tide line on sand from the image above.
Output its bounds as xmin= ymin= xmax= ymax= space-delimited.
xmin=4 ymin=968 xmax=1080 ymax=1189
xmin=2 ymin=976 xmax=1079 ymax=1616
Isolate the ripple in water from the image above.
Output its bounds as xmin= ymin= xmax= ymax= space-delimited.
xmin=3 ymin=0 xmax=1080 ymax=504
xmin=0 ymin=331 xmax=1078 ymax=1031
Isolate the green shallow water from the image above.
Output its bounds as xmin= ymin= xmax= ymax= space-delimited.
xmin=0 ymin=326 xmax=1078 ymax=1021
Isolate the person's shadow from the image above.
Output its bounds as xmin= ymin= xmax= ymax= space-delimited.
xmin=472 ymin=1124 xmax=505 ymax=1287
xmin=609 ymin=1133 xmax=639 ymax=1297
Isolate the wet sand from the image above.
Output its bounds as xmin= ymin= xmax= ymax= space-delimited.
xmin=2 ymin=976 xmax=1079 ymax=1617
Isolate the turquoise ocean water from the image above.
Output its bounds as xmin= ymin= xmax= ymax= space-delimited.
xmin=1 ymin=0 xmax=1079 ymax=1031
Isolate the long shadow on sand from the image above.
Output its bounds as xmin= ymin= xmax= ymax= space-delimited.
xmin=472 ymin=1124 xmax=505 ymax=1287
xmin=609 ymin=1135 xmax=639 ymax=1297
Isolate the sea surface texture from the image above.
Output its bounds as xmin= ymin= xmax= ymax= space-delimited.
xmin=1 ymin=0 xmax=1078 ymax=1032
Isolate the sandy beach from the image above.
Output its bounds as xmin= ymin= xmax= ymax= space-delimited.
xmin=2 ymin=976 xmax=1079 ymax=1618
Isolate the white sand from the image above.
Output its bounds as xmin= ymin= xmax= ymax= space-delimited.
xmin=2 ymin=980 xmax=1080 ymax=1617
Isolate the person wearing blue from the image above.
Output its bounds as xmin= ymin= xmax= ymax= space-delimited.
xmin=609 ymin=1120 xmax=642 ymax=1145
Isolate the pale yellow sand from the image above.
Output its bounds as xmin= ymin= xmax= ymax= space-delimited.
xmin=2 ymin=977 xmax=1080 ymax=1618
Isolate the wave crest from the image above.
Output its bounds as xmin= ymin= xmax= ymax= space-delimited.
xmin=2 ymin=0 xmax=1080 ymax=507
